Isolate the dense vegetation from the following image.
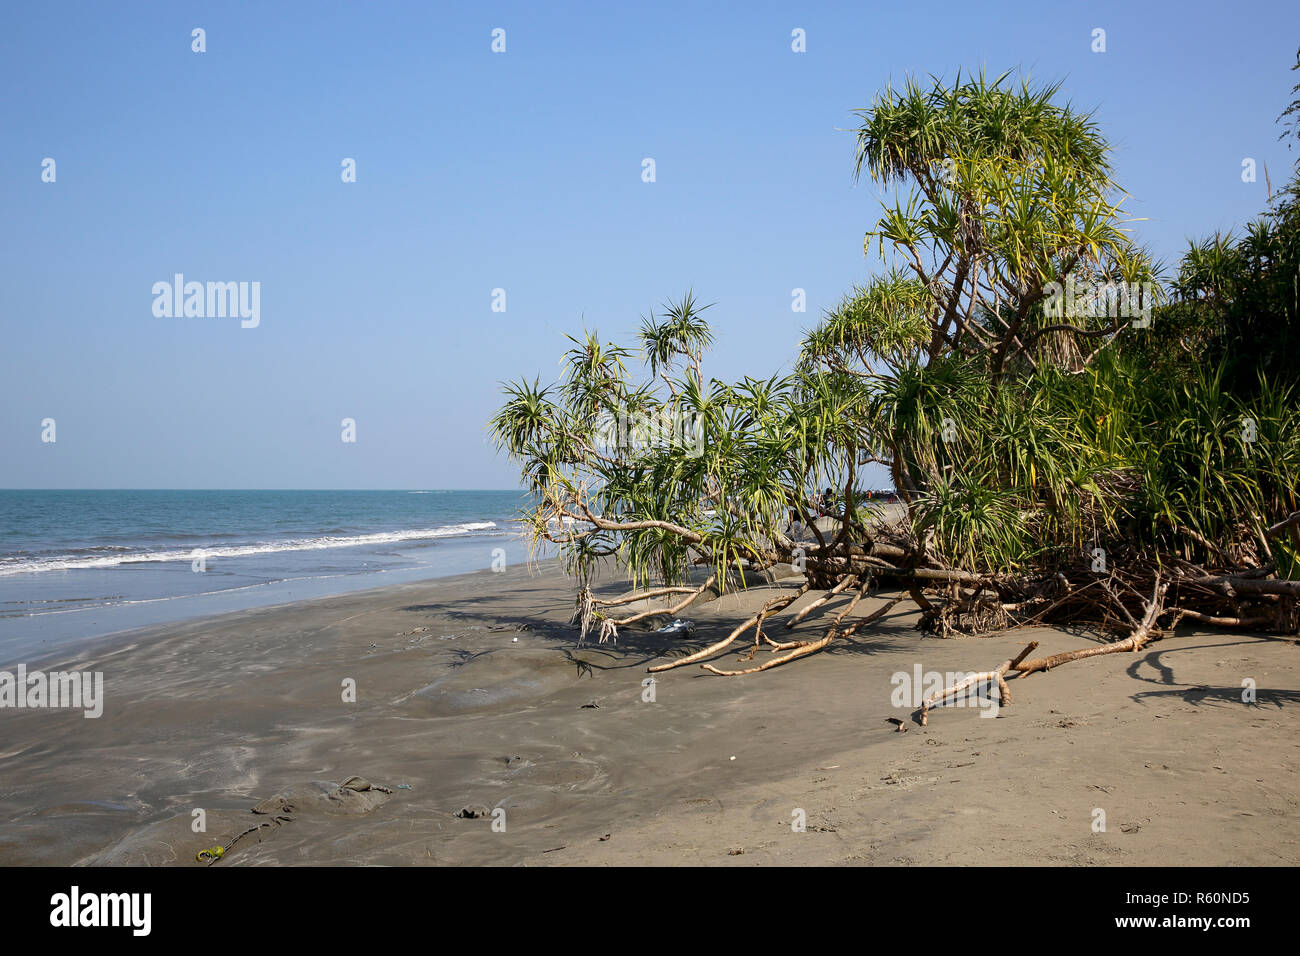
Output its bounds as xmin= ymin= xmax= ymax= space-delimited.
xmin=491 ymin=67 xmax=1300 ymax=694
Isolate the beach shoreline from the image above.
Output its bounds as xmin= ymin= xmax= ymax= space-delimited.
xmin=0 ymin=489 xmax=535 ymax=666
xmin=1 ymin=558 xmax=1296 ymax=866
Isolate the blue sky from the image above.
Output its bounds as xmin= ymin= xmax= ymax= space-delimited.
xmin=2 ymin=0 xmax=1297 ymax=489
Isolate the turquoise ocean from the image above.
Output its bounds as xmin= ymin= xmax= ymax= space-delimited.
xmin=0 ymin=490 xmax=534 ymax=663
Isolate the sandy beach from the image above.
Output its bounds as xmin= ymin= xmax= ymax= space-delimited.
xmin=2 ymin=557 xmax=1296 ymax=867
xmin=6 ymin=1 xmax=1299 ymax=896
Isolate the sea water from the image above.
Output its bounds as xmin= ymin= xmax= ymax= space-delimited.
xmin=0 ymin=489 xmax=535 ymax=662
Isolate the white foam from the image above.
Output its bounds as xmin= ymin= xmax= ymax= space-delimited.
xmin=0 ymin=522 xmax=500 ymax=577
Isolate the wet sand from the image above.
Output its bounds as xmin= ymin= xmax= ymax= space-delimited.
xmin=1 ymin=557 xmax=1296 ymax=866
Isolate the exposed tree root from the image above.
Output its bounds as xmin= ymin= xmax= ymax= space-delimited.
xmin=625 ymin=514 xmax=1296 ymax=686
xmin=648 ymin=583 xmax=810 ymax=672
xmin=574 ymin=574 xmax=718 ymax=644
xmin=907 ymin=586 xmax=934 ymax=612
xmin=920 ymin=583 xmax=1011 ymax=637
xmin=736 ymin=613 xmax=770 ymax=662
xmin=594 ymin=584 xmax=709 ymax=608
xmin=916 ymin=579 xmax=1169 ymax=725
xmin=702 ymin=631 xmax=835 ymax=675
xmin=1014 ymin=580 xmax=1167 ymax=676
xmin=917 ymin=641 xmax=1038 ymax=726
xmin=700 ymin=582 xmax=902 ymax=676
xmin=785 ymin=575 xmax=859 ymax=629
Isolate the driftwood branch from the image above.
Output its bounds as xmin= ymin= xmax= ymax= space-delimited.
xmin=786 ymin=575 xmax=859 ymax=629
xmin=1014 ymin=579 xmax=1167 ymax=676
xmin=648 ymin=583 xmax=811 ymax=673
xmin=917 ymin=641 xmax=1038 ymax=726
xmin=700 ymin=579 xmax=898 ymax=676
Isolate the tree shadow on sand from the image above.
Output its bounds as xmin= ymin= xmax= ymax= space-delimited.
xmin=1130 ymin=685 xmax=1297 ymax=710
xmin=1122 ymin=633 xmax=1297 ymax=709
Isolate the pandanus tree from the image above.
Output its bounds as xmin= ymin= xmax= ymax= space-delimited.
xmin=490 ymin=290 xmax=870 ymax=672
xmin=492 ymin=71 xmax=1300 ymax=706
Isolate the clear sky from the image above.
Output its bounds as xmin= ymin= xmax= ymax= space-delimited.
xmin=3 ymin=1 xmax=1297 ymax=489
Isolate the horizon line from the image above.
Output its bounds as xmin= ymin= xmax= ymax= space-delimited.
xmin=0 ymin=487 xmax=530 ymax=493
